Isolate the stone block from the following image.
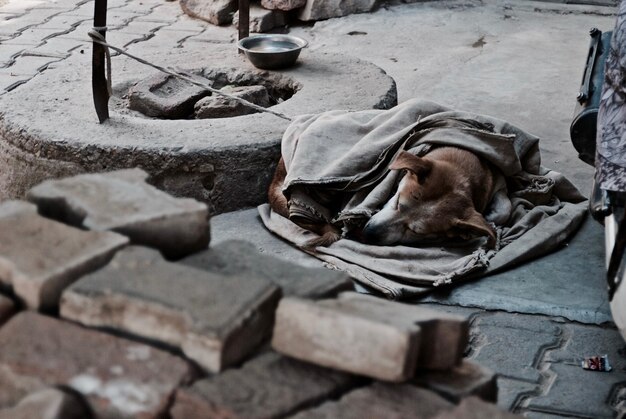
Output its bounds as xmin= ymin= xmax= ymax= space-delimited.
xmin=233 ymin=4 xmax=287 ymax=33
xmin=415 ymin=359 xmax=497 ymax=403
xmin=0 ymin=312 xmax=196 ymax=418
xmin=27 ymin=169 xmax=209 ymax=259
xmin=180 ymin=0 xmax=237 ymax=25
xmin=194 ymin=85 xmax=271 ymax=118
xmin=272 ymin=292 xmax=468 ymax=381
xmin=127 ymin=72 xmax=209 ymax=118
xmin=291 ymin=382 xmax=454 ymax=419
xmin=170 ymin=352 xmax=358 ymax=419
xmin=434 ymin=397 xmax=521 ymax=419
xmin=60 ymin=246 xmax=281 ymax=373
xmin=0 ymin=201 xmax=128 ymax=310
xmin=181 ymin=240 xmax=352 ymax=298
xmin=0 ymin=388 xmax=92 ymax=419
xmin=262 ymin=0 xmax=306 ymax=12
xmin=0 ymin=295 xmax=15 ymax=325
xmin=298 ymin=0 xmax=375 ymax=21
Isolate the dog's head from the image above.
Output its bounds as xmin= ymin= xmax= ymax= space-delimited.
xmin=362 ymin=151 xmax=496 ymax=247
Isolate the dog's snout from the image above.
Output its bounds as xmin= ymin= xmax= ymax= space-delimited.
xmin=361 ymin=223 xmax=381 ymax=244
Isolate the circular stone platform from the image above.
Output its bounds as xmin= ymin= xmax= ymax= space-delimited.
xmin=0 ymin=44 xmax=397 ymax=214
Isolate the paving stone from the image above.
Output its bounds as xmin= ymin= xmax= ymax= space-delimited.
xmin=262 ymin=0 xmax=306 ymax=11
xmin=291 ymin=382 xmax=454 ymax=419
xmin=414 ymin=359 xmax=497 ymax=403
xmin=0 ymin=201 xmax=128 ymax=310
xmin=0 ymin=294 xmax=15 ymax=325
xmin=0 ymin=387 xmax=92 ymax=419
xmin=527 ymin=323 xmax=626 ymax=418
xmin=0 ymin=312 xmax=196 ymax=417
xmin=233 ymin=5 xmax=287 ymax=33
xmin=0 ymin=54 xmax=58 ymax=77
xmin=180 ymin=0 xmax=237 ymax=25
xmin=298 ymin=0 xmax=376 ymax=21
xmin=127 ymin=72 xmax=210 ymax=119
xmin=469 ymin=312 xmax=562 ymax=382
xmin=272 ymin=292 xmax=468 ymax=381
xmin=61 ymin=246 xmax=281 ymax=373
xmin=170 ymin=352 xmax=359 ymax=419
xmin=434 ymin=396 xmax=521 ymax=419
xmin=496 ymin=378 xmax=538 ymax=412
xmin=27 ymin=169 xmax=209 ymax=259
xmin=194 ymin=85 xmax=271 ymax=118
xmin=181 ymin=240 xmax=352 ymax=298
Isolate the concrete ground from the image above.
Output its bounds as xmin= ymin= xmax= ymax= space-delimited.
xmin=1 ymin=0 xmax=625 ymax=417
xmin=213 ymin=1 xmax=623 ymax=416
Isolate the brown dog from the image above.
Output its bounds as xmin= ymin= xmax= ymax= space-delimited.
xmin=269 ymin=146 xmax=503 ymax=248
xmin=362 ymin=147 xmax=498 ymax=247
xmin=268 ymin=158 xmax=342 ymax=248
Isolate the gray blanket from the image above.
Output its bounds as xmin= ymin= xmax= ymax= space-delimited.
xmin=259 ymin=99 xmax=588 ymax=299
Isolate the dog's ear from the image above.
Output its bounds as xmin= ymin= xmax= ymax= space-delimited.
xmin=389 ymin=151 xmax=432 ymax=182
xmin=454 ymin=210 xmax=496 ymax=248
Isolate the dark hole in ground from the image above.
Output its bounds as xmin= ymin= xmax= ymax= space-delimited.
xmin=123 ymin=67 xmax=301 ymax=120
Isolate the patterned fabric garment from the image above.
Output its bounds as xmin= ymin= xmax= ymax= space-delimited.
xmin=597 ymin=0 xmax=626 ymax=192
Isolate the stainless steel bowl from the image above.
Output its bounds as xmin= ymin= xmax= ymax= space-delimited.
xmin=238 ymin=34 xmax=308 ymax=70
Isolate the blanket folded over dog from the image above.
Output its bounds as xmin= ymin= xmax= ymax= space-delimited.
xmin=259 ymin=99 xmax=588 ymax=299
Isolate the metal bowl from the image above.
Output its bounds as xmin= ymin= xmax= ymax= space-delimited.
xmin=238 ymin=34 xmax=308 ymax=70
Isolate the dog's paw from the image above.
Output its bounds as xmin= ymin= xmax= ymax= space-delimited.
xmin=302 ymin=230 xmax=342 ymax=250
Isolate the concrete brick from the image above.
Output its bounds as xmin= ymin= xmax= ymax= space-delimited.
xmin=117 ymin=18 xmax=169 ymax=36
xmin=158 ymin=17 xmax=208 ymax=33
xmin=233 ymin=5 xmax=287 ymax=33
xmin=0 ymin=8 xmax=64 ymax=37
xmin=434 ymin=396 xmax=521 ymax=419
xmin=298 ymin=0 xmax=375 ymax=21
xmin=0 ymin=41 xmax=35 ymax=68
xmin=180 ymin=0 xmax=237 ymax=25
xmin=60 ymin=246 xmax=281 ymax=373
xmin=127 ymin=72 xmax=210 ymax=119
xmin=181 ymin=240 xmax=352 ymax=298
xmin=415 ymin=359 xmax=497 ymax=403
xmin=261 ymin=0 xmax=306 ymax=11
xmin=170 ymin=352 xmax=359 ymax=419
xmin=272 ymin=292 xmax=468 ymax=381
xmin=30 ymin=36 xmax=86 ymax=57
xmin=0 ymin=312 xmax=196 ymax=417
xmin=291 ymin=383 xmax=454 ymax=419
xmin=470 ymin=312 xmax=562 ymax=382
xmin=0 ymin=201 xmax=128 ymax=310
xmin=0 ymin=294 xmax=15 ymax=325
xmin=0 ymin=72 xmax=28 ymax=91
xmin=527 ymin=323 xmax=626 ymax=418
xmin=0 ymin=387 xmax=91 ymax=419
xmin=135 ymin=4 xmax=185 ymax=24
xmin=0 ymin=54 xmax=52 ymax=74
xmin=194 ymin=85 xmax=270 ymax=118
xmin=113 ymin=0 xmax=165 ymax=17
xmin=27 ymin=169 xmax=209 ymax=259
xmin=27 ymin=13 xmax=89 ymax=32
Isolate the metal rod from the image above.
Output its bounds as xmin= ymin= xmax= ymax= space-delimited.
xmin=238 ymin=0 xmax=250 ymax=54
xmin=92 ymin=0 xmax=109 ymax=123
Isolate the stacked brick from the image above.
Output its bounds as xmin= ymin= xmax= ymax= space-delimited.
xmin=0 ymin=169 xmax=518 ymax=418
xmin=182 ymin=0 xmax=383 ymax=32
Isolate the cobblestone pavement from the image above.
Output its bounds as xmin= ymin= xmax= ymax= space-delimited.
xmin=432 ymin=305 xmax=626 ymax=418
xmin=2 ymin=0 xmax=626 ymax=418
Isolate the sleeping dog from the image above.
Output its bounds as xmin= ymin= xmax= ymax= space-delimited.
xmin=269 ymin=146 xmax=507 ymax=248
